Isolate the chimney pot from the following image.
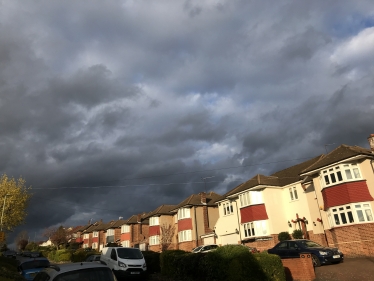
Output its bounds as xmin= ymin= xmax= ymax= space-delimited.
xmin=368 ymin=134 xmax=374 ymax=153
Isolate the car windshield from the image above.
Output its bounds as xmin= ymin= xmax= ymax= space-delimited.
xmin=301 ymin=240 xmax=323 ymax=248
xmin=20 ymin=260 xmax=50 ymax=270
xmin=54 ymin=268 xmax=115 ymax=281
xmin=192 ymin=246 xmax=203 ymax=253
xmin=116 ymin=248 xmax=143 ymax=259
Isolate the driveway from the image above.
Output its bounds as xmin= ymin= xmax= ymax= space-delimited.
xmin=315 ymin=257 xmax=374 ymax=281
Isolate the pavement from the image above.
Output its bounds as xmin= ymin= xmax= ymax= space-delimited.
xmin=315 ymin=257 xmax=374 ymax=281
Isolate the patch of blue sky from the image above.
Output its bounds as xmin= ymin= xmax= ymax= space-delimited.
xmin=327 ymin=13 xmax=374 ymax=38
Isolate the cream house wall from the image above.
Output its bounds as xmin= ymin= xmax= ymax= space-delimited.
xmin=262 ymin=188 xmax=287 ymax=235
xmin=214 ymin=199 xmax=240 ymax=245
xmin=160 ymin=215 xmax=177 ymax=245
xmin=360 ymin=159 xmax=374 ymax=197
xmin=304 ymin=182 xmax=326 ymax=234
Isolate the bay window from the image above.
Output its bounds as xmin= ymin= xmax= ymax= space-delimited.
xmin=149 ymin=235 xmax=160 ymax=245
xmin=177 ymin=208 xmax=191 ymax=220
xmin=121 ymin=225 xmax=130 ymax=233
xmin=328 ymin=202 xmax=373 ymax=227
xmin=239 ymin=191 xmax=263 ymax=207
xmin=93 ymin=231 xmax=98 ymax=237
xmin=150 ymin=217 xmax=160 ymax=226
xmin=243 ymin=220 xmax=268 ymax=238
xmin=178 ymin=230 xmax=192 ymax=242
xmin=321 ymin=163 xmax=362 ymax=188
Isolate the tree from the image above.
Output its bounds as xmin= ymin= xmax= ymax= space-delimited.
xmin=15 ymin=230 xmax=29 ymax=250
xmin=278 ymin=231 xmax=291 ymax=242
xmin=292 ymin=229 xmax=303 ymax=239
xmin=0 ymin=174 xmax=32 ymax=231
xmin=43 ymin=226 xmax=68 ymax=248
xmin=160 ymin=223 xmax=175 ymax=251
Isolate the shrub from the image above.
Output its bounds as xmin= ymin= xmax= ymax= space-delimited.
xmin=292 ymin=229 xmax=303 ymax=239
xmin=203 ymin=245 xmax=267 ymax=281
xmin=71 ymin=249 xmax=98 ymax=262
xmin=160 ymin=250 xmax=186 ymax=278
xmin=278 ymin=232 xmax=291 ymax=241
xmin=142 ymin=251 xmax=161 ymax=273
xmin=0 ymin=257 xmax=25 ymax=281
xmin=256 ymin=252 xmax=286 ymax=281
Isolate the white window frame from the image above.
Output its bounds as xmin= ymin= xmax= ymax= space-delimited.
xmin=121 ymin=225 xmax=130 ymax=233
xmin=121 ymin=240 xmax=130 ymax=247
xmin=222 ymin=202 xmax=234 ymax=216
xmin=93 ymin=231 xmax=99 ymax=237
xmin=150 ymin=217 xmax=160 ymax=226
xmin=177 ymin=208 xmax=191 ymax=220
xmin=289 ymin=186 xmax=298 ymax=201
xmin=92 ymin=242 xmax=98 ymax=249
xmin=107 ymin=229 xmax=114 ymax=236
xmin=83 ymin=233 xmax=89 ymax=239
xmin=321 ymin=163 xmax=362 ymax=188
xmin=242 ymin=220 xmax=268 ymax=238
xmin=327 ymin=202 xmax=373 ymax=227
xmin=149 ymin=235 xmax=160 ymax=245
xmin=239 ymin=191 xmax=263 ymax=207
xmin=178 ymin=230 xmax=192 ymax=242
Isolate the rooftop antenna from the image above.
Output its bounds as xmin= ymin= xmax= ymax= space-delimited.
xmin=201 ymin=176 xmax=215 ymax=193
xmin=324 ymin=143 xmax=336 ymax=154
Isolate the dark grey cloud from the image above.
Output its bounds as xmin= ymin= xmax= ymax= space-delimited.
xmin=1 ymin=0 xmax=374 ymax=247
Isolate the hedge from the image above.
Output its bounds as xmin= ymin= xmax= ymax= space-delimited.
xmin=159 ymin=246 xmax=286 ymax=281
xmin=142 ymin=251 xmax=161 ymax=274
xmin=0 ymin=257 xmax=25 ymax=281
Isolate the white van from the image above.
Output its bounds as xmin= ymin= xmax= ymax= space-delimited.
xmin=100 ymin=247 xmax=147 ymax=278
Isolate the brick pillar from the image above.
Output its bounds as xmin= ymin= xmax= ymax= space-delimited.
xmin=200 ymin=192 xmax=211 ymax=234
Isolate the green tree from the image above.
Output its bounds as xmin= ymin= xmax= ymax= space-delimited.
xmin=0 ymin=174 xmax=32 ymax=231
xmin=292 ymin=229 xmax=303 ymax=239
xmin=278 ymin=231 xmax=291 ymax=241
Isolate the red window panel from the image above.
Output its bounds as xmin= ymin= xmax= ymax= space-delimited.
xmin=178 ymin=218 xmax=192 ymax=231
xmin=322 ymin=180 xmax=373 ymax=210
xmin=149 ymin=225 xmax=160 ymax=236
xmin=92 ymin=237 xmax=99 ymax=243
xmin=121 ymin=233 xmax=130 ymax=241
xmin=240 ymin=204 xmax=268 ymax=223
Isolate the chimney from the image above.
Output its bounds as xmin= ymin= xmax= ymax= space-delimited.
xmin=368 ymin=134 xmax=374 ymax=153
xmin=200 ymin=192 xmax=207 ymax=205
xmin=137 ymin=214 xmax=142 ymax=223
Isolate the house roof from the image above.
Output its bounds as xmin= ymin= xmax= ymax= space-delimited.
xmin=143 ymin=205 xmax=177 ymax=219
xmin=170 ymin=192 xmax=221 ymax=211
xmin=220 ymin=155 xmax=323 ymax=199
xmin=301 ymin=145 xmax=373 ymax=174
xmin=104 ymin=219 xmax=128 ymax=230
xmin=125 ymin=212 xmax=151 ymax=224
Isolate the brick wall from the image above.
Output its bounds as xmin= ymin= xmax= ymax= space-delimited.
xmin=178 ymin=241 xmax=196 ymax=252
xmin=325 ymin=223 xmax=374 ymax=257
xmin=243 ymin=234 xmax=278 ymax=252
xmin=307 ymin=231 xmax=328 ymax=247
xmin=281 ymin=253 xmax=316 ymax=281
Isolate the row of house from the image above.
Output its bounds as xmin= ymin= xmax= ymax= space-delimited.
xmin=69 ymin=134 xmax=374 ymax=257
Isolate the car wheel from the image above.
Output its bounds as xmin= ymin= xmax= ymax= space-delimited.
xmin=311 ymin=254 xmax=321 ymax=267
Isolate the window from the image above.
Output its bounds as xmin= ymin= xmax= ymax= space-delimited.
xmin=150 ymin=217 xmax=160 ymax=226
xmin=242 ymin=220 xmax=268 ymax=238
xmin=121 ymin=225 xmax=130 ymax=233
xmin=149 ymin=235 xmax=160 ymax=245
xmin=289 ymin=187 xmax=298 ymax=201
xmin=223 ymin=202 xmax=234 ymax=215
xmin=239 ymin=191 xmax=263 ymax=207
xmin=83 ymin=234 xmax=89 ymax=239
xmin=178 ymin=230 xmax=192 ymax=242
xmin=92 ymin=242 xmax=98 ymax=249
xmin=177 ymin=208 xmax=191 ymax=220
xmin=121 ymin=240 xmax=130 ymax=247
xmin=107 ymin=229 xmax=114 ymax=236
xmin=328 ymin=202 xmax=373 ymax=227
xmin=93 ymin=231 xmax=98 ymax=237
xmin=321 ymin=163 xmax=362 ymax=188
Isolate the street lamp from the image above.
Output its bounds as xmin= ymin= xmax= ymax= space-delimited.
xmin=1 ymin=194 xmax=10 ymax=231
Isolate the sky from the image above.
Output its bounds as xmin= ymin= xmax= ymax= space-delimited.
xmin=1 ymin=0 xmax=374 ymax=246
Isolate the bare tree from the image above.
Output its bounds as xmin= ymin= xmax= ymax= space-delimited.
xmin=43 ymin=226 xmax=68 ymax=248
xmin=15 ymin=230 xmax=29 ymax=250
xmin=160 ymin=223 xmax=175 ymax=252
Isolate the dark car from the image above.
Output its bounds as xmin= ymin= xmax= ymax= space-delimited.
xmin=2 ymin=250 xmax=16 ymax=258
xmin=267 ymin=239 xmax=344 ymax=267
xmin=17 ymin=257 xmax=50 ymax=281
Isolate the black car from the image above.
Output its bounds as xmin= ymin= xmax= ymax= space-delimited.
xmin=267 ymin=239 xmax=344 ymax=267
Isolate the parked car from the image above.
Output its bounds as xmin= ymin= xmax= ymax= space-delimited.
xmin=2 ymin=250 xmax=16 ymax=258
xmin=267 ymin=239 xmax=344 ymax=267
xmin=17 ymin=257 xmax=50 ymax=281
xmin=192 ymin=244 xmax=219 ymax=253
xmin=85 ymin=254 xmax=101 ymax=262
xmin=33 ymin=262 xmax=117 ymax=281
xmin=100 ymin=247 xmax=147 ymax=279
xmin=22 ymin=251 xmax=32 ymax=257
